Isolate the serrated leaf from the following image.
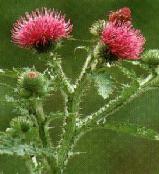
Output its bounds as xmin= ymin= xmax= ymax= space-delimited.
xmin=102 ymin=122 xmax=159 ymax=140
xmin=0 ymin=68 xmax=32 ymax=79
xmin=0 ymin=69 xmax=18 ymax=78
xmin=0 ymin=133 xmax=54 ymax=157
xmin=91 ymin=72 xmax=112 ymax=99
xmin=142 ymin=49 xmax=159 ymax=65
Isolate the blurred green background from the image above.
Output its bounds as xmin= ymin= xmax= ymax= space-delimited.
xmin=0 ymin=0 xmax=159 ymax=173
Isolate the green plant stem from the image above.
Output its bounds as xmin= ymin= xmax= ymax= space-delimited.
xmin=25 ymin=159 xmax=35 ymax=174
xmin=32 ymin=99 xmax=58 ymax=174
xmin=78 ymin=84 xmax=158 ymax=134
xmin=55 ymin=53 xmax=93 ymax=172
xmin=49 ymin=55 xmax=74 ymax=94
xmin=56 ymin=92 xmax=77 ymax=172
xmin=75 ymin=54 xmax=92 ymax=88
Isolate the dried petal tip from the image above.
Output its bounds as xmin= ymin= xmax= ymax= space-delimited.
xmin=11 ymin=8 xmax=73 ymax=52
xmin=109 ymin=7 xmax=132 ymax=24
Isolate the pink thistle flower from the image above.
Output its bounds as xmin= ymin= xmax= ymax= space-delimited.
xmin=101 ymin=22 xmax=145 ymax=60
xmin=109 ymin=7 xmax=132 ymax=24
xmin=11 ymin=8 xmax=73 ymax=52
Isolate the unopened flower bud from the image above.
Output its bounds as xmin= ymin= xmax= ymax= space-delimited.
xmin=18 ymin=71 xmax=49 ymax=98
xmin=90 ymin=20 xmax=106 ymax=36
xmin=9 ymin=117 xmax=33 ymax=134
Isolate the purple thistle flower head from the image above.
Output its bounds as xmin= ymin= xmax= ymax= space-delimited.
xmin=101 ymin=22 xmax=145 ymax=60
xmin=11 ymin=7 xmax=73 ymax=52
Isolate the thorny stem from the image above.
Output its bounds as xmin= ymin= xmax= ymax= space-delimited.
xmin=49 ymin=53 xmax=74 ymax=95
xmin=31 ymin=99 xmax=57 ymax=173
xmin=52 ymin=53 xmax=93 ymax=173
xmin=68 ymin=37 xmax=96 ymax=43
xmin=77 ymin=73 xmax=158 ymax=132
xmin=75 ymin=54 xmax=92 ymax=88
xmin=27 ymin=49 xmax=158 ymax=174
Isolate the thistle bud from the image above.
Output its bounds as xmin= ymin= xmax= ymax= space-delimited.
xmin=90 ymin=20 xmax=106 ymax=36
xmin=18 ymin=71 xmax=49 ymax=98
xmin=142 ymin=49 xmax=159 ymax=65
xmin=8 ymin=117 xmax=33 ymax=134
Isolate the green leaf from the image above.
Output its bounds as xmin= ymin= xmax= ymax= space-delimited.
xmin=0 ymin=68 xmax=32 ymax=79
xmin=0 ymin=82 xmax=14 ymax=89
xmin=142 ymin=49 xmax=159 ymax=65
xmin=0 ymin=133 xmax=54 ymax=157
xmin=148 ymin=75 xmax=159 ymax=87
xmin=0 ymin=69 xmax=18 ymax=78
xmin=91 ymin=72 xmax=112 ymax=99
xmin=101 ymin=122 xmax=159 ymax=141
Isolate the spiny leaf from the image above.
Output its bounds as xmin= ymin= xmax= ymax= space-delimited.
xmin=0 ymin=69 xmax=18 ymax=78
xmin=142 ymin=49 xmax=159 ymax=65
xmin=0 ymin=133 xmax=54 ymax=157
xmin=101 ymin=122 xmax=159 ymax=141
xmin=0 ymin=82 xmax=14 ymax=89
xmin=0 ymin=68 xmax=33 ymax=79
xmin=90 ymin=72 xmax=113 ymax=99
xmin=148 ymin=75 xmax=159 ymax=87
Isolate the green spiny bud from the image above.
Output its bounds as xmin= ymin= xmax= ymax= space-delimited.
xmin=10 ymin=116 xmax=33 ymax=133
xmin=142 ymin=49 xmax=159 ymax=65
xmin=18 ymin=71 xmax=49 ymax=98
xmin=90 ymin=20 xmax=106 ymax=36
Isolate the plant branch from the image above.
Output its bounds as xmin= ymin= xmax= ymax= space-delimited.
xmin=31 ymin=99 xmax=57 ymax=174
xmin=78 ymin=82 xmax=158 ymax=134
xmin=75 ymin=53 xmax=92 ymax=88
xmin=48 ymin=53 xmax=75 ymax=95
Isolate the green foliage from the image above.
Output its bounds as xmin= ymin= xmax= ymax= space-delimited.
xmin=0 ymin=68 xmax=19 ymax=79
xmin=0 ymin=48 xmax=158 ymax=174
xmin=90 ymin=71 xmax=113 ymax=99
xmin=0 ymin=16 xmax=158 ymax=174
xmin=103 ymin=122 xmax=159 ymax=141
xmin=10 ymin=116 xmax=33 ymax=133
xmin=148 ymin=75 xmax=159 ymax=87
xmin=142 ymin=49 xmax=159 ymax=65
xmin=0 ymin=133 xmax=54 ymax=157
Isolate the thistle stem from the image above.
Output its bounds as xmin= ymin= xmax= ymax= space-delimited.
xmin=31 ymin=99 xmax=58 ymax=174
xmin=49 ymin=55 xmax=74 ymax=94
xmin=56 ymin=53 xmax=93 ymax=172
xmin=75 ymin=54 xmax=92 ymax=88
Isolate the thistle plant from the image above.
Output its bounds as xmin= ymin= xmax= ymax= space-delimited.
xmin=1 ymin=7 xmax=159 ymax=174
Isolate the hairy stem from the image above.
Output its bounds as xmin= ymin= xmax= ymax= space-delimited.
xmin=78 ymin=80 xmax=140 ymax=129
xmin=75 ymin=54 xmax=92 ymax=88
xmin=78 ymin=83 xmax=158 ymax=134
xmin=31 ymin=99 xmax=57 ymax=174
xmin=49 ymin=54 xmax=74 ymax=94
xmin=57 ymin=92 xmax=77 ymax=172
xmin=55 ymin=53 xmax=93 ymax=172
